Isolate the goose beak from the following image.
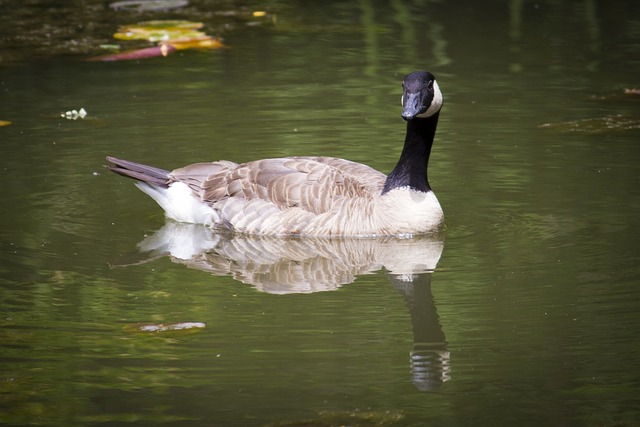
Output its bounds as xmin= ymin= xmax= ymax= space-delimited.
xmin=401 ymin=92 xmax=427 ymax=121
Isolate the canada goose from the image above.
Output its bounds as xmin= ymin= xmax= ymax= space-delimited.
xmin=106 ymin=71 xmax=444 ymax=237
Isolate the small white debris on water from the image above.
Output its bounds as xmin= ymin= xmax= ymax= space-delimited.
xmin=61 ymin=108 xmax=87 ymax=120
xmin=138 ymin=322 xmax=206 ymax=332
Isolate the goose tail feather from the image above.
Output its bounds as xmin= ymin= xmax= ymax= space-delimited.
xmin=105 ymin=156 xmax=170 ymax=188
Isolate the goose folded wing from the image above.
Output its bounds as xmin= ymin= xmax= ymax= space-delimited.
xmin=169 ymin=160 xmax=238 ymax=194
xmin=196 ymin=157 xmax=386 ymax=214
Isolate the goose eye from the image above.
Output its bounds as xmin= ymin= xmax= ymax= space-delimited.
xmin=427 ymin=80 xmax=434 ymax=90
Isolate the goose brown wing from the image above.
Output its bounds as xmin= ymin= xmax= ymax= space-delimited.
xmin=172 ymin=157 xmax=386 ymax=215
xmin=169 ymin=160 xmax=237 ymax=194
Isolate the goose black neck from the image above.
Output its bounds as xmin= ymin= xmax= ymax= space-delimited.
xmin=382 ymin=112 xmax=439 ymax=194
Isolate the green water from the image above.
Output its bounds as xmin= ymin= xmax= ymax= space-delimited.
xmin=1 ymin=1 xmax=640 ymax=426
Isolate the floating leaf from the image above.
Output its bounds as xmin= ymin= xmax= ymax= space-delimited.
xmin=252 ymin=11 xmax=267 ymax=17
xmin=89 ymin=20 xmax=222 ymax=62
xmin=87 ymin=44 xmax=175 ymax=61
xmin=163 ymin=36 xmax=226 ymax=50
xmin=110 ymin=0 xmax=189 ymax=12
xmin=539 ymin=115 xmax=640 ymax=133
xmin=123 ymin=322 xmax=206 ymax=335
xmin=0 ymin=120 xmax=12 ymax=127
xmin=624 ymin=88 xmax=640 ymax=96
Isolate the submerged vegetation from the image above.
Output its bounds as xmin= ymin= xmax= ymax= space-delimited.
xmin=266 ymin=410 xmax=405 ymax=427
xmin=540 ymin=88 xmax=640 ymax=133
xmin=540 ymin=114 xmax=640 ymax=133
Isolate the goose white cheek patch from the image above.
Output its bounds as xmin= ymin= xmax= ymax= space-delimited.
xmin=416 ymin=80 xmax=443 ymax=118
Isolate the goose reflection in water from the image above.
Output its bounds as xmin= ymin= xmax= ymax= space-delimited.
xmin=123 ymin=222 xmax=451 ymax=391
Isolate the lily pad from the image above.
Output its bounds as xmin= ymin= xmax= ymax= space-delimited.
xmin=97 ymin=20 xmax=225 ymax=59
xmin=87 ymin=19 xmax=225 ymax=62
xmin=163 ymin=36 xmax=226 ymax=50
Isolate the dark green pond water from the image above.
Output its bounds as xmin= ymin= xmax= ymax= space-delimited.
xmin=1 ymin=1 xmax=640 ymax=426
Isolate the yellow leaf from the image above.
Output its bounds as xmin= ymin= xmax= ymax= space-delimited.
xmin=0 ymin=120 xmax=12 ymax=127
xmin=164 ymin=36 xmax=226 ymax=50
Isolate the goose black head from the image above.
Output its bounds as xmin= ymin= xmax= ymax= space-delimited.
xmin=401 ymin=71 xmax=443 ymax=121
